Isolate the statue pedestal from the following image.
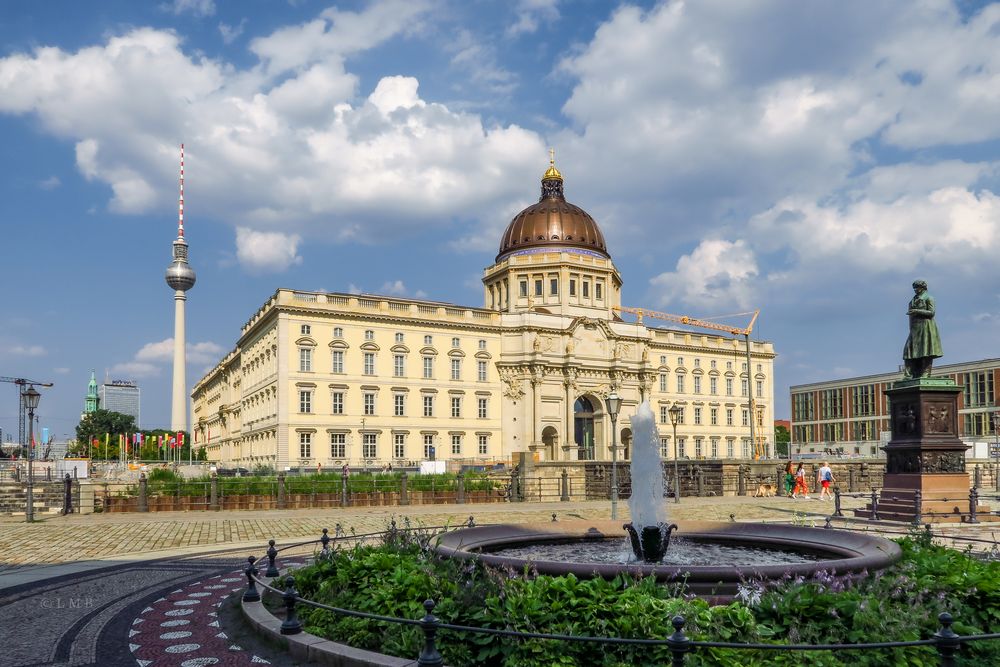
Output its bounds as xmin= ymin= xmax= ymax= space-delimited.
xmin=854 ymin=379 xmax=995 ymax=523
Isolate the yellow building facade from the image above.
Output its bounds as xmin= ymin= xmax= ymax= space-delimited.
xmin=192 ymin=162 xmax=777 ymax=469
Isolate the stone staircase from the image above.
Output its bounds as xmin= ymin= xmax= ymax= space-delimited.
xmin=0 ymin=481 xmax=70 ymax=516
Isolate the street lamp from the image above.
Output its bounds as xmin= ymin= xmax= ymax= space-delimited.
xmin=668 ymin=404 xmax=682 ymax=504
xmin=604 ymin=390 xmax=623 ymax=520
xmin=21 ymin=385 xmax=41 ymax=523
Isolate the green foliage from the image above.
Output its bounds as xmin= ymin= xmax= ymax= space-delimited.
xmin=774 ymin=425 xmax=790 ymax=456
xmin=75 ymin=410 xmax=137 ymax=454
xmin=285 ymin=531 xmax=1000 ymax=667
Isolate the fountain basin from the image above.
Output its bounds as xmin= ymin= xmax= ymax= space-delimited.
xmin=434 ymin=520 xmax=901 ymax=598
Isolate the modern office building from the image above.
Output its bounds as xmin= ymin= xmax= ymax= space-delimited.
xmin=790 ymin=358 xmax=1000 ymax=456
xmin=100 ymin=380 xmax=141 ymax=427
xmin=193 ymin=159 xmax=777 ymax=469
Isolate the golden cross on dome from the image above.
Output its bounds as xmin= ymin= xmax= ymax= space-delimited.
xmin=549 ymin=147 xmax=555 ymax=165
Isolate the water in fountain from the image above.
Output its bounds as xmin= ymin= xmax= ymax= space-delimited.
xmin=627 ymin=401 xmax=668 ymax=530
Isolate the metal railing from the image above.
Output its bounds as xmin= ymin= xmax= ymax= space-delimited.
xmin=244 ymin=524 xmax=1000 ymax=666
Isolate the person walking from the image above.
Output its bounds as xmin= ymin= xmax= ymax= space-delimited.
xmin=784 ymin=461 xmax=795 ymax=498
xmin=792 ymin=462 xmax=810 ymax=499
xmin=817 ymin=461 xmax=835 ymax=500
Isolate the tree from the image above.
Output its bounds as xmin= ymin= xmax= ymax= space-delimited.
xmin=774 ymin=424 xmax=790 ymax=456
xmin=76 ymin=410 xmax=137 ymax=452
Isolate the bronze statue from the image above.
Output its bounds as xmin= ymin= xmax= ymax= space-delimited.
xmin=903 ymin=280 xmax=943 ymax=378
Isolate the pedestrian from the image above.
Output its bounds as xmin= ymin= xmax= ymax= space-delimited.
xmin=792 ymin=462 xmax=810 ymax=499
xmin=784 ymin=461 xmax=795 ymax=497
xmin=817 ymin=461 xmax=835 ymax=500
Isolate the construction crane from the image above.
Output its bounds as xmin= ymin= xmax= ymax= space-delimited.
xmin=0 ymin=376 xmax=54 ymax=456
xmin=612 ymin=307 xmax=767 ymax=459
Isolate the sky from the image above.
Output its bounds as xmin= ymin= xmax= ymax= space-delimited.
xmin=2 ymin=0 xmax=1000 ymax=441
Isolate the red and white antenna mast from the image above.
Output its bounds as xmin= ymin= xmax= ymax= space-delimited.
xmin=177 ymin=143 xmax=185 ymax=238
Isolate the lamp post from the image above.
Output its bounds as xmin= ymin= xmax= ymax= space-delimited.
xmin=22 ymin=385 xmax=41 ymax=523
xmin=605 ymin=390 xmax=622 ymax=520
xmin=669 ymin=404 xmax=682 ymax=504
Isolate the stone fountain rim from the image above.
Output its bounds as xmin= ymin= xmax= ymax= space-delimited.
xmin=434 ymin=520 xmax=902 ymax=584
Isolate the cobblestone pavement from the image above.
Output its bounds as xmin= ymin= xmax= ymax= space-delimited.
xmin=0 ymin=496 xmax=874 ymax=574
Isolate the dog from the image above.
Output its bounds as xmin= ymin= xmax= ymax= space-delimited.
xmin=753 ymin=483 xmax=775 ymax=498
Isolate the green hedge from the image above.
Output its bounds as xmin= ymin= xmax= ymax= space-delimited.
xmin=287 ymin=530 xmax=1000 ymax=667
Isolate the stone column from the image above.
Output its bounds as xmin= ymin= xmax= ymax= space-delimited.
xmin=530 ymin=373 xmax=542 ymax=452
xmin=564 ymin=374 xmax=576 ymax=461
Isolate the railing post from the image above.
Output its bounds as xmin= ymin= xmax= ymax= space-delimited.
xmin=280 ymin=576 xmax=302 ymax=635
xmin=912 ymin=488 xmax=922 ymax=525
xmin=456 ymin=472 xmax=465 ymax=504
xmin=932 ymin=612 xmax=960 ymax=666
xmin=968 ymin=488 xmax=979 ymax=524
xmin=320 ymin=527 xmax=330 ymax=553
xmin=737 ymin=465 xmax=747 ymax=496
xmin=138 ymin=473 xmax=149 ymax=513
xmin=560 ymin=469 xmax=570 ymax=501
xmin=869 ymin=489 xmax=879 ymax=521
xmin=62 ymin=473 xmax=73 ymax=515
xmin=695 ymin=466 xmax=704 ymax=497
xmin=400 ymin=472 xmax=410 ymax=505
xmin=243 ymin=556 xmax=260 ymax=602
xmin=833 ymin=487 xmax=843 ymax=517
xmin=277 ymin=472 xmax=287 ymax=510
xmin=209 ymin=473 xmax=219 ymax=511
xmin=848 ymin=466 xmax=856 ymax=493
xmin=665 ymin=615 xmax=690 ymax=665
xmin=973 ymin=464 xmax=982 ymax=489
xmin=417 ymin=599 xmax=444 ymax=667
xmin=341 ymin=469 xmax=350 ymax=507
xmin=46 ymin=467 xmax=52 ymax=482
xmin=265 ymin=539 xmax=280 ymax=577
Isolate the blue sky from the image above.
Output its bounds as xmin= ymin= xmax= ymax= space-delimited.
xmin=2 ymin=0 xmax=999 ymax=440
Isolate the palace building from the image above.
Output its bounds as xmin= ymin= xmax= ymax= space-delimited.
xmin=192 ymin=159 xmax=776 ymax=469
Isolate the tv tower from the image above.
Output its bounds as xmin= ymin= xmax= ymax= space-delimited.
xmin=165 ymin=144 xmax=196 ymax=432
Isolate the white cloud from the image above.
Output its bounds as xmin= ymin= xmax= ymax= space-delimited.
xmin=507 ymin=0 xmax=560 ymax=37
xmin=53 ymin=367 xmax=71 ymax=375
xmin=380 ymin=280 xmax=408 ymax=296
xmin=163 ymin=0 xmax=215 ymax=17
xmin=115 ymin=338 xmax=225 ymax=377
xmin=8 ymin=344 xmax=46 ymax=357
xmin=38 ymin=175 xmax=60 ymax=190
xmin=650 ymin=239 xmax=759 ymax=311
xmin=218 ymin=18 xmax=247 ymax=44
xmin=110 ymin=361 xmax=161 ymax=378
xmin=135 ymin=339 xmax=175 ymax=363
xmin=235 ymin=228 xmax=302 ymax=272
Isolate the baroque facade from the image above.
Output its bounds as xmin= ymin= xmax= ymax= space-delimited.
xmin=192 ymin=161 xmax=776 ymax=469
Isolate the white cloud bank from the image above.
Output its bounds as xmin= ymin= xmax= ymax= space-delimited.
xmin=113 ymin=338 xmax=225 ymax=377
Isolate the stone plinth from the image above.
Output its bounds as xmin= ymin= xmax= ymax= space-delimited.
xmin=854 ymin=378 xmax=994 ymax=522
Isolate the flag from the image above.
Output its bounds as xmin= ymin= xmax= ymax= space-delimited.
xmin=178 ymin=432 xmax=185 ymax=447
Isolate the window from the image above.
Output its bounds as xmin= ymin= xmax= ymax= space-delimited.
xmin=595 ymin=283 xmax=603 ymax=299
xmin=423 ymin=395 xmax=434 ymax=417
xmin=330 ymin=433 xmax=346 ymax=458
xmin=693 ymin=376 xmax=702 ymax=394
xmin=424 ymin=335 xmax=433 ymax=346
xmin=820 ymin=389 xmax=843 ymax=419
xmin=393 ymin=433 xmax=405 ymax=459
xmin=742 ymin=362 xmax=748 ymax=371
xmin=299 ymin=390 xmax=312 ymax=413
xmin=741 ymin=379 xmax=749 ymax=396
xmin=677 ymin=438 xmax=686 ymax=458
xmin=395 ymin=332 xmax=404 ymax=343
xmin=534 ymin=279 xmax=543 ymax=296
xmin=850 ymin=385 xmax=876 ymax=418
xmin=331 ymin=392 xmax=344 ymax=414
xmin=742 ymin=409 xmax=749 ymax=426
xmin=659 ymin=406 xmax=668 ymax=424
xmin=695 ymin=437 xmax=703 ymax=458
xmin=793 ymin=393 xmax=816 ymax=421
xmin=694 ymin=358 xmax=701 ymax=368
xmin=424 ymin=434 xmax=435 ymax=459
xmin=333 ymin=327 xmax=343 ymax=338
xmin=300 ymin=324 xmax=311 ymax=335
xmin=710 ymin=377 xmax=717 ymax=395
xmin=727 ymin=440 xmax=734 ymax=458
xmin=677 ymin=357 xmax=684 ymax=367
xmin=660 ymin=355 xmax=667 ymax=365
xmin=478 ymin=434 xmax=488 ymax=455
xmin=362 ymin=433 xmax=376 ymax=459
xmin=477 ymin=360 xmax=488 ymax=382
xmin=741 ymin=440 xmax=750 ymax=458
xmin=332 ymin=350 xmax=344 ymax=373
xmin=569 ymin=279 xmax=576 ymax=296
xmin=711 ymin=438 xmax=719 ymax=458
xmin=550 ymin=278 xmax=558 ymax=295
xmin=451 ymin=358 xmax=461 ymax=380
xmin=451 ymin=396 xmax=462 ymax=418
xmin=519 ymin=281 xmax=528 ymax=297
xmin=393 ymin=394 xmax=405 ymax=417
xmin=757 ymin=410 xmax=764 ymax=427
xmin=710 ymin=360 xmax=717 ymax=369
xmin=451 ymin=337 xmax=460 ymax=348
xmin=659 ymin=373 xmax=667 ymax=392
xmin=726 ymin=378 xmax=733 ymax=396
xmin=299 ymin=432 xmax=312 ymax=458
xmin=451 ymin=434 xmax=462 ymax=455
xmin=675 ymin=407 xmax=685 ymax=425
xmin=962 ymin=371 xmax=995 ymax=408
xmin=582 ymin=281 xmax=590 ymax=298
xmin=726 ymin=361 xmax=733 ymax=370
xmin=299 ymin=347 xmax=312 ymax=372
xmin=423 ymin=356 xmax=433 ymax=379
xmin=676 ymin=375 xmax=685 ymax=393
xmin=477 ymin=397 xmax=488 ymax=418
xmin=694 ymin=407 xmax=702 ymax=425
xmin=394 ymin=354 xmax=405 ymax=377
xmin=710 ymin=408 xmax=718 ymax=425
xmin=364 ymin=329 xmax=374 ymax=341
xmin=726 ymin=408 xmax=734 ymax=426
xmin=659 ymin=437 xmax=670 ymax=458
xmin=363 ymin=352 xmax=375 ymax=375
xmin=478 ymin=339 xmax=487 ymax=350
xmin=364 ymin=392 xmax=376 ymax=416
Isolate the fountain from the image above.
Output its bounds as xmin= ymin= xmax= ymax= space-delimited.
xmin=435 ymin=401 xmax=902 ymax=598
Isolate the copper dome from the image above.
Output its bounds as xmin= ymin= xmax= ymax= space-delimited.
xmin=496 ymin=162 xmax=610 ymax=262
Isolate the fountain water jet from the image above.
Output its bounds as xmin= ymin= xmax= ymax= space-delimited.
xmin=623 ymin=402 xmax=677 ymax=562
